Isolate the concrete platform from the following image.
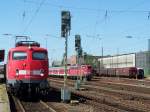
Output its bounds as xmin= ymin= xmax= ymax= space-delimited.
xmin=146 ymin=77 xmax=150 ymax=80
xmin=0 ymin=84 xmax=10 ymax=112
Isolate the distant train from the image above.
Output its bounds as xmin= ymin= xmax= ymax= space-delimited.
xmin=0 ymin=64 xmax=6 ymax=82
xmin=0 ymin=50 xmax=5 ymax=82
xmin=6 ymin=41 xmax=49 ymax=95
xmin=94 ymin=67 xmax=144 ymax=79
xmin=49 ymin=65 xmax=93 ymax=80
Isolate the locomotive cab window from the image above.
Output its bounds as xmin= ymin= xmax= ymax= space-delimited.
xmin=32 ymin=52 xmax=47 ymax=60
xmin=13 ymin=52 xmax=27 ymax=60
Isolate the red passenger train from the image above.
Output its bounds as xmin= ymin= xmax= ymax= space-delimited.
xmin=49 ymin=65 xmax=93 ymax=80
xmin=6 ymin=41 xmax=49 ymax=95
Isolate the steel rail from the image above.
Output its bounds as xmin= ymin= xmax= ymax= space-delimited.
xmin=50 ymin=79 xmax=150 ymax=112
xmin=40 ymin=100 xmax=57 ymax=112
xmin=11 ymin=95 xmax=26 ymax=112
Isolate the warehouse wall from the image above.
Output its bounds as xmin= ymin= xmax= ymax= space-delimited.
xmin=136 ymin=51 xmax=150 ymax=77
xmin=98 ymin=51 xmax=150 ymax=77
xmin=98 ymin=53 xmax=135 ymax=68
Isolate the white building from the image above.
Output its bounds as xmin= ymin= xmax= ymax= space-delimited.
xmin=98 ymin=53 xmax=135 ymax=68
xmin=98 ymin=51 xmax=150 ymax=77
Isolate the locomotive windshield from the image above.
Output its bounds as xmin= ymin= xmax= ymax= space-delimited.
xmin=13 ymin=52 xmax=27 ymax=60
xmin=32 ymin=52 xmax=47 ymax=60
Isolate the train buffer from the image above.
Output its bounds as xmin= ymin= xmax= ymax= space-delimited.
xmin=0 ymin=84 xmax=10 ymax=112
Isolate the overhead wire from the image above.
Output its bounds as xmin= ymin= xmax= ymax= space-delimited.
xmin=19 ymin=0 xmax=150 ymax=40
xmin=23 ymin=0 xmax=46 ymax=34
xmin=118 ymin=0 xmax=150 ymax=36
xmin=94 ymin=0 xmax=148 ymax=36
xmin=92 ymin=10 xmax=108 ymax=37
xmin=148 ymin=12 xmax=150 ymax=19
xmin=22 ymin=0 xmax=26 ymax=21
xmin=20 ymin=0 xmax=150 ymax=36
xmin=20 ymin=0 xmax=150 ymax=13
xmin=20 ymin=0 xmax=26 ymax=34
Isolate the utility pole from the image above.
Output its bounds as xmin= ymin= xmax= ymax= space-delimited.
xmin=61 ymin=11 xmax=71 ymax=102
xmin=64 ymin=32 xmax=68 ymax=88
xmin=117 ymin=48 xmax=120 ymax=80
xmin=148 ymin=39 xmax=150 ymax=77
xmin=75 ymin=35 xmax=82 ymax=89
xmin=101 ymin=46 xmax=103 ymax=68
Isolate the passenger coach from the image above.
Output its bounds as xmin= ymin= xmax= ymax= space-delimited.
xmin=49 ymin=65 xmax=93 ymax=80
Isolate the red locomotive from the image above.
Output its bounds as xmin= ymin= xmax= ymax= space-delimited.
xmin=6 ymin=41 xmax=49 ymax=95
xmin=49 ymin=65 xmax=92 ymax=80
xmin=96 ymin=67 xmax=144 ymax=79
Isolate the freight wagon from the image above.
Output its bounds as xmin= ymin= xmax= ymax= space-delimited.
xmin=96 ymin=67 xmax=144 ymax=79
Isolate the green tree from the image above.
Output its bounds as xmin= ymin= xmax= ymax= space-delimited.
xmin=83 ymin=52 xmax=99 ymax=69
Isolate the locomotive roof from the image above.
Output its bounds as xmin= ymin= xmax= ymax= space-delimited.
xmin=9 ymin=41 xmax=47 ymax=51
xmin=9 ymin=46 xmax=47 ymax=51
xmin=49 ymin=65 xmax=91 ymax=69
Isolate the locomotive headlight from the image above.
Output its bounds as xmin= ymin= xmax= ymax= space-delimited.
xmin=40 ymin=69 xmax=44 ymax=76
xmin=16 ymin=69 xmax=19 ymax=76
xmin=40 ymin=73 xmax=44 ymax=76
xmin=28 ymin=45 xmax=31 ymax=50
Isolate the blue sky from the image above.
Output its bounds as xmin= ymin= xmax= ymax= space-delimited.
xmin=0 ymin=0 xmax=150 ymax=62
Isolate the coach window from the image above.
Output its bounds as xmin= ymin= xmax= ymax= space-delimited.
xmin=13 ymin=52 xmax=27 ymax=60
xmin=32 ymin=52 xmax=47 ymax=60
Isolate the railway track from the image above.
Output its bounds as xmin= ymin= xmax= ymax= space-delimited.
xmin=9 ymin=94 xmax=58 ymax=112
xmin=87 ymin=79 xmax=150 ymax=94
xmin=93 ymin=76 xmax=150 ymax=86
xmin=49 ymin=77 xmax=150 ymax=112
xmin=72 ymin=94 xmax=128 ymax=112
xmin=49 ymin=78 xmax=150 ymax=98
xmin=51 ymin=82 xmax=150 ymax=112
xmin=9 ymin=90 xmax=91 ymax=112
xmin=10 ymin=95 xmax=25 ymax=112
xmin=40 ymin=100 xmax=57 ymax=112
xmin=49 ymin=76 xmax=150 ymax=94
xmin=8 ymin=76 xmax=150 ymax=112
